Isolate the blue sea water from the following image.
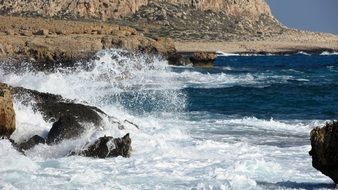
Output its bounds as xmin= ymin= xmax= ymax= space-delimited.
xmin=191 ymin=54 xmax=338 ymax=120
xmin=0 ymin=50 xmax=338 ymax=189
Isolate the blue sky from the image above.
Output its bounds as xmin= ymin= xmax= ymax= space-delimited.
xmin=266 ymin=0 xmax=338 ymax=35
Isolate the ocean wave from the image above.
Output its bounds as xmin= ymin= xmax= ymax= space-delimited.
xmin=215 ymin=116 xmax=321 ymax=133
xmin=0 ymin=49 xmax=187 ymax=113
xmin=1 ymin=49 xmax=299 ymax=95
xmin=216 ymin=51 xmax=338 ymax=57
xmin=216 ymin=50 xmax=239 ymax=56
xmin=296 ymin=51 xmax=311 ymax=56
xmin=0 ymin=49 xmax=334 ymax=189
xmin=320 ymin=51 xmax=338 ymax=56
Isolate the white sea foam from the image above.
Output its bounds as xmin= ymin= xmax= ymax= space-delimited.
xmin=0 ymin=49 xmax=332 ymax=189
xmin=0 ymin=49 xmax=296 ymax=94
xmin=216 ymin=51 xmax=239 ymax=56
xmin=10 ymin=97 xmax=52 ymax=143
xmin=216 ymin=117 xmax=319 ymax=133
xmin=296 ymin=51 xmax=311 ymax=56
xmin=320 ymin=51 xmax=338 ymax=56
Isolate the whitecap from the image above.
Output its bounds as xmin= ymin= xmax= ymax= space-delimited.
xmin=320 ymin=51 xmax=338 ymax=56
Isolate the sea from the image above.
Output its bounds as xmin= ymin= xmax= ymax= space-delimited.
xmin=0 ymin=49 xmax=338 ymax=190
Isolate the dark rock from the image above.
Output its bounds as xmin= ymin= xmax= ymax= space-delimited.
xmin=47 ymin=116 xmax=85 ymax=145
xmin=309 ymin=120 xmax=338 ymax=183
xmin=190 ymin=52 xmax=217 ymax=67
xmin=168 ymin=52 xmax=216 ymax=67
xmin=8 ymin=86 xmax=133 ymax=154
xmin=17 ymin=135 xmax=46 ymax=151
xmin=167 ymin=53 xmax=192 ymax=66
xmin=11 ymin=86 xmax=105 ymax=126
xmin=80 ymin=134 xmax=132 ymax=158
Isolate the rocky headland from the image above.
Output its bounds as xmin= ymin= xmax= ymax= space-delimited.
xmin=0 ymin=0 xmax=337 ymax=64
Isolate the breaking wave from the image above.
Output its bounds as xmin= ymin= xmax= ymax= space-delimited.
xmin=0 ymin=49 xmax=335 ymax=189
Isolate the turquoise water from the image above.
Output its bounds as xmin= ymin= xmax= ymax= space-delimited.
xmin=0 ymin=50 xmax=338 ymax=189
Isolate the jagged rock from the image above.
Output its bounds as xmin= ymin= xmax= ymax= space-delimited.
xmin=47 ymin=116 xmax=85 ymax=145
xmin=80 ymin=134 xmax=132 ymax=158
xmin=11 ymin=87 xmax=105 ymax=144
xmin=190 ymin=52 xmax=217 ymax=67
xmin=11 ymin=86 xmax=105 ymax=126
xmin=10 ymin=86 xmax=133 ymax=146
xmin=17 ymin=135 xmax=46 ymax=151
xmin=309 ymin=121 xmax=338 ymax=183
xmin=0 ymin=83 xmax=15 ymax=138
xmin=167 ymin=53 xmax=192 ymax=66
xmin=1 ymin=84 xmax=134 ymax=158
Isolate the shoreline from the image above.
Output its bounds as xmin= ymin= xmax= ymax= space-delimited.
xmin=175 ymin=40 xmax=338 ymax=55
xmin=0 ymin=16 xmax=338 ymax=65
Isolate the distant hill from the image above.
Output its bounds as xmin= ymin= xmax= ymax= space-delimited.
xmin=0 ymin=0 xmax=283 ymax=40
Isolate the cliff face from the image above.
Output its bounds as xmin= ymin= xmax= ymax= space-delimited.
xmin=164 ymin=0 xmax=272 ymax=18
xmin=121 ymin=1 xmax=280 ymax=40
xmin=0 ymin=0 xmax=149 ymax=20
xmin=0 ymin=0 xmax=273 ymax=21
xmin=0 ymin=0 xmax=278 ymax=40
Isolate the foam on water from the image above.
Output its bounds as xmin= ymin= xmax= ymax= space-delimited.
xmin=1 ymin=50 xmax=301 ymax=94
xmin=0 ymin=49 xmax=334 ymax=189
xmin=320 ymin=51 xmax=338 ymax=56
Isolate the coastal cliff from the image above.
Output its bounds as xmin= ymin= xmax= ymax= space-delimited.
xmin=0 ymin=0 xmax=273 ymax=20
xmin=0 ymin=0 xmax=337 ymax=62
xmin=0 ymin=0 xmax=280 ymax=40
xmin=0 ymin=0 xmax=149 ymax=20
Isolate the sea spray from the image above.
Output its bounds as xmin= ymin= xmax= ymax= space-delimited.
xmin=0 ymin=49 xmax=187 ymax=114
xmin=0 ymin=51 xmax=337 ymax=189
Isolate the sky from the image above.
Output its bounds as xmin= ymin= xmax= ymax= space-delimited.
xmin=266 ymin=0 xmax=338 ymax=35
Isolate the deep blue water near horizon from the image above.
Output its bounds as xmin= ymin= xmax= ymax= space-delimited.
xmin=1 ymin=51 xmax=338 ymax=189
xmin=185 ymin=54 xmax=338 ymax=120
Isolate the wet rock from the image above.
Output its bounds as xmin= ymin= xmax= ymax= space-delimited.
xmin=47 ymin=116 xmax=85 ymax=145
xmin=0 ymin=83 xmax=16 ymax=138
xmin=167 ymin=53 xmax=192 ymax=66
xmin=11 ymin=86 xmax=132 ymax=145
xmin=11 ymin=86 xmax=105 ymax=126
xmin=17 ymin=135 xmax=46 ymax=151
xmin=169 ymin=52 xmax=216 ymax=67
xmin=80 ymin=134 xmax=132 ymax=158
xmin=309 ymin=120 xmax=338 ymax=183
xmin=190 ymin=52 xmax=217 ymax=67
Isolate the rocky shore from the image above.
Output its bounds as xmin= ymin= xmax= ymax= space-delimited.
xmin=0 ymin=82 xmax=133 ymax=158
xmin=310 ymin=121 xmax=338 ymax=183
xmin=1 ymin=0 xmax=338 ymax=184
